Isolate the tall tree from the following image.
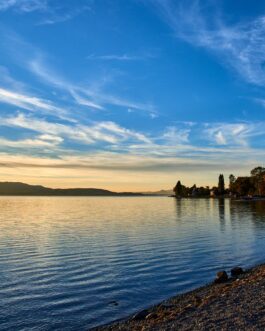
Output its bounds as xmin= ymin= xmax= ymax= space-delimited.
xmin=250 ymin=167 xmax=265 ymax=195
xmin=233 ymin=177 xmax=254 ymax=196
xmin=250 ymin=167 xmax=265 ymax=177
xmin=173 ymin=180 xmax=183 ymax=197
xmin=229 ymin=174 xmax=236 ymax=191
xmin=218 ymin=174 xmax=225 ymax=195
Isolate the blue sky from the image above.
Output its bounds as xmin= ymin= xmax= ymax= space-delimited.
xmin=0 ymin=0 xmax=265 ymax=190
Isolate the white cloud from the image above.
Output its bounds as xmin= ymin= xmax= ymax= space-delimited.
xmin=38 ymin=134 xmax=63 ymax=143
xmin=1 ymin=116 xmax=265 ymax=189
xmin=161 ymin=126 xmax=190 ymax=144
xmin=1 ymin=113 xmax=151 ymax=146
xmin=0 ymin=87 xmax=67 ymax=117
xmin=0 ymin=136 xmax=61 ymax=149
xmin=149 ymin=0 xmax=265 ymax=86
xmin=94 ymin=121 xmax=151 ymax=144
xmin=204 ymin=122 xmax=265 ymax=146
xmin=215 ymin=131 xmax=226 ymax=145
xmin=69 ymin=89 xmax=104 ymax=110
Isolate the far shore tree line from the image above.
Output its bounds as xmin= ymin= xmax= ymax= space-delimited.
xmin=173 ymin=166 xmax=265 ymax=198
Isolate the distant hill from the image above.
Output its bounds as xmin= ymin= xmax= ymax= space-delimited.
xmin=0 ymin=182 xmax=144 ymax=196
xmin=142 ymin=189 xmax=174 ymax=196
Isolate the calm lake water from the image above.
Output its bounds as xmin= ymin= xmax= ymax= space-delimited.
xmin=1 ymin=197 xmax=265 ymax=330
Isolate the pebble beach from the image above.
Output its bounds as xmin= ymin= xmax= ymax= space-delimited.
xmin=94 ymin=264 xmax=265 ymax=331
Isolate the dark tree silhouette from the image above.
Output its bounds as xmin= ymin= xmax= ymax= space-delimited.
xmin=171 ymin=166 xmax=265 ymax=198
xmin=250 ymin=167 xmax=265 ymax=177
xmin=250 ymin=167 xmax=265 ymax=195
xmin=233 ymin=177 xmax=254 ymax=196
xmin=173 ymin=180 xmax=183 ymax=197
xmin=229 ymin=174 xmax=236 ymax=191
xmin=218 ymin=174 xmax=225 ymax=195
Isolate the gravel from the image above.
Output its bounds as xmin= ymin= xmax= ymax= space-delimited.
xmin=93 ymin=265 xmax=265 ymax=331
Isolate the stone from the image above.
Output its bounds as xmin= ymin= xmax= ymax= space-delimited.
xmin=108 ymin=300 xmax=119 ymax=306
xmin=231 ymin=267 xmax=244 ymax=277
xmin=214 ymin=270 xmax=228 ymax=283
xmin=159 ymin=303 xmax=174 ymax=309
xmin=193 ymin=295 xmax=202 ymax=305
xmin=132 ymin=310 xmax=149 ymax=321
xmin=145 ymin=312 xmax=158 ymax=320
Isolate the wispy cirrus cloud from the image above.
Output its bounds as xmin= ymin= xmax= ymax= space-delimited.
xmin=0 ymin=0 xmax=47 ymax=12
xmin=0 ymin=28 xmax=158 ymax=117
xmin=1 ymin=114 xmax=265 ymax=188
xmin=0 ymin=135 xmax=62 ymax=149
xmin=69 ymin=89 xmax=105 ymax=111
xmin=29 ymin=57 xmax=158 ymax=117
xmin=204 ymin=122 xmax=265 ymax=146
xmin=0 ymin=66 xmax=27 ymax=91
xmin=0 ymin=87 xmax=68 ymax=117
xmin=149 ymin=0 xmax=265 ymax=86
xmin=160 ymin=126 xmax=190 ymax=145
xmin=0 ymin=0 xmax=91 ymax=25
xmin=1 ymin=113 xmax=151 ymax=146
xmin=38 ymin=6 xmax=91 ymax=25
xmin=86 ymin=52 xmax=157 ymax=61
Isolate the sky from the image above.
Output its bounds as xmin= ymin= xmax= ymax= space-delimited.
xmin=0 ymin=0 xmax=265 ymax=191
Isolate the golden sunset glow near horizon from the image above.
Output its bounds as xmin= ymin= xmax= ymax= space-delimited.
xmin=0 ymin=153 xmax=258 ymax=191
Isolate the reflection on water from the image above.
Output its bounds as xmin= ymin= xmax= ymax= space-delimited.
xmin=218 ymin=198 xmax=226 ymax=232
xmin=0 ymin=197 xmax=265 ymax=330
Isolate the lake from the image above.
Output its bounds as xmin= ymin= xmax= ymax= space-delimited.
xmin=0 ymin=197 xmax=265 ymax=330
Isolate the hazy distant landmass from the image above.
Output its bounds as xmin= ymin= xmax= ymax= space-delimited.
xmin=0 ymin=182 xmax=147 ymax=196
xmin=143 ymin=189 xmax=174 ymax=196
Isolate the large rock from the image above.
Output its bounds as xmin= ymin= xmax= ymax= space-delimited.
xmin=231 ymin=267 xmax=244 ymax=277
xmin=214 ymin=270 xmax=228 ymax=283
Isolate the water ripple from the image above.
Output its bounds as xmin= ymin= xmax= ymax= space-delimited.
xmin=1 ymin=197 xmax=265 ymax=330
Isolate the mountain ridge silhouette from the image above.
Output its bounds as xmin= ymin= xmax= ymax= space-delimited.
xmin=0 ymin=182 xmax=145 ymax=196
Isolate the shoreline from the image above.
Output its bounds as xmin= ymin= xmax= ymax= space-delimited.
xmin=93 ymin=263 xmax=265 ymax=330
